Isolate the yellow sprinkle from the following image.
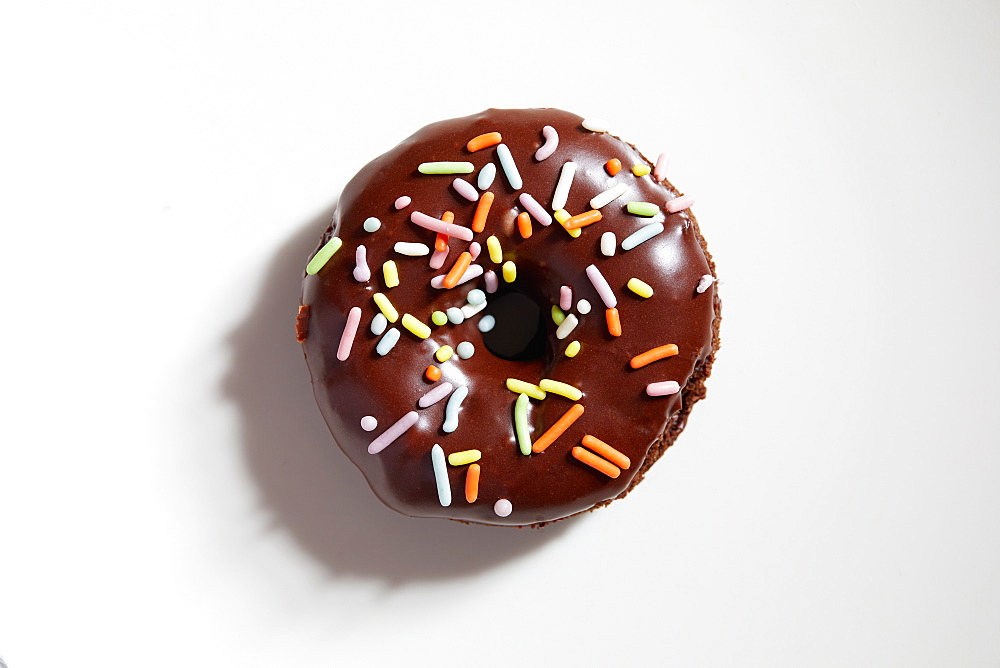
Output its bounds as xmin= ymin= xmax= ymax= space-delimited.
xmin=487 ymin=235 xmax=503 ymax=264
xmin=539 ymin=379 xmax=583 ymax=401
xmin=502 ymin=260 xmax=516 ymax=283
xmin=632 ymin=164 xmax=652 ymax=176
xmin=553 ymin=209 xmax=582 ymax=239
xmin=382 ymin=260 xmax=399 ymax=288
xmin=401 ymin=313 xmax=430 ymax=339
xmin=447 ymin=449 xmax=482 ymax=466
xmin=627 ymin=278 xmax=654 ymax=298
xmin=373 ymin=293 xmax=398 ymax=323
xmin=506 ymin=378 xmax=546 ymax=400
xmin=551 ymin=305 xmax=565 ymax=325
xmin=435 ymin=345 xmax=454 ymax=362
xmin=565 ymin=340 xmax=581 ymax=357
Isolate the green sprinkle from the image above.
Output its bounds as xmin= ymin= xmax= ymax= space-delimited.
xmin=632 ymin=164 xmax=652 ymax=176
xmin=418 ymin=162 xmax=475 ymax=175
xmin=626 ymin=202 xmax=659 ymax=217
xmin=551 ymin=305 xmax=566 ymax=326
xmin=514 ymin=392 xmax=532 ymax=455
xmin=431 ymin=310 xmax=448 ymax=326
xmin=305 ymin=237 xmax=343 ymax=275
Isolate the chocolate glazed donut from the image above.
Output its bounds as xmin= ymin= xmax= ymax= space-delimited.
xmin=298 ymin=108 xmax=720 ymax=527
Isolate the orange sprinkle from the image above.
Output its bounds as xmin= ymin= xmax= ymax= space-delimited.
xmin=467 ymin=132 xmax=502 ymax=152
xmin=425 ymin=365 xmax=441 ymax=382
xmin=564 ymin=209 xmax=603 ymax=230
xmin=472 ymin=191 xmax=494 ymax=233
xmin=434 ymin=233 xmax=449 ymax=252
xmin=572 ymin=446 xmax=621 ymax=478
xmin=441 ymin=211 xmax=455 ymax=223
xmin=606 ymin=308 xmax=622 ymax=337
xmin=517 ymin=211 xmax=532 ymax=239
xmin=629 ymin=344 xmax=679 ymax=369
xmin=465 ymin=463 xmax=481 ymax=503
xmin=581 ymin=435 xmax=631 ymax=469
xmin=532 ymin=403 xmax=585 ymax=453
xmin=605 ymin=158 xmax=622 ymax=176
xmin=443 ymin=251 xmax=472 ymax=289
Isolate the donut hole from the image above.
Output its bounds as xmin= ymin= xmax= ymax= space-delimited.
xmin=481 ymin=290 xmax=548 ymax=362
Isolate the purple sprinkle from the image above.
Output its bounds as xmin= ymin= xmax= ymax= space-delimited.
xmin=394 ymin=196 xmax=412 ymax=210
xmin=585 ymin=264 xmax=617 ymax=308
xmin=418 ymin=382 xmax=455 ymax=408
xmin=560 ymin=285 xmax=572 ymax=311
xmin=353 ymin=245 xmax=370 ymax=282
xmin=484 ymin=270 xmax=498 ymax=294
xmin=453 ymin=178 xmax=479 ymax=201
xmin=518 ymin=192 xmax=552 ymax=226
xmin=368 ymin=411 xmax=419 ymax=454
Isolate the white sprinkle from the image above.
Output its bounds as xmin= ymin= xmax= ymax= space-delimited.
xmin=478 ymin=315 xmax=496 ymax=332
xmin=453 ymin=178 xmax=480 ymax=201
xmin=375 ymin=327 xmax=400 ymax=356
xmin=446 ymin=307 xmax=465 ymax=324
xmin=555 ymin=314 xmax=579 ymax=340
xmin=585 ymin=264 xmax=618 ymax=308
xmin=666 ymin=195 xmax=695 ymax=213
xmin=478 ymin=163 xmax=497 ymax=190
xmin=621 ymin=223 xmax=664 ymax=251
xmin=363 ymin=217 xmax=381 ymax=233
xmin=430 ymin=264 xmax=484 ymax=289
xmin=697 ymin=274 xmax=716 ymax=293
xmin=370 ymin=313 xmax=388 ymax=335
xmin=353 ymin=245 xmax=371 ymax=282
xmin=600 ymin=232 xmax=616 ymax=257
xmin=469 ymin=241 xmax=482 ymax=261
xmin=431 ymin=444 xmax=452 ymax=506
xmin=577 ymin=299 xmax=592 ymax=314
xmin=418 ymin=382 xmax=454 ymax=408
xmin=496 ymin=143 xmax=522 ymax=190
xmin=442 ymin=385 xmax=469 ymax=433
xmin=590 ymin=183 xmax=629 ymax=210
xmin=484 ymin=270 xmax=499 ymax=293
xmin=368 ymin=410 xmax=418 ymax=454
xmin=461 ymin=301 xmax=486 ymax=318
xmin=582 ymin=118 xmax=610 ymax=133
xmin=456 ymin=342 xmax=475 ymax=359
xmin=494 ymin=498 xmax=513 ymax=517
xmin=518 ymin=192 xmax=552 ymax=226
xmin=467 ymin=289 xmax=486 ymax=305
xmin=394 ymin=242 xmax=430 ymax=256
xmin=551 ymin=161 xmax=576 ymax=211
xmin=394 ymin=196 xmax=412 ymax=210
xmin=646 ymin=381 xmax=680 ymax=397
xmin=360 ymin=415 xmax=377 ymax=432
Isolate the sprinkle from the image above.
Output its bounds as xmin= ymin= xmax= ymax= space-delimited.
xmin=429 ymin=247 xmax=449 ymax=270
xmin=518 ymin=193 xmax=552 ymax=226
xmin=647 ymin=381 xmax=680 ymax=397
xmin=621 ymin=223 xmax=664 ymax=251
xmin=461 ymin=301 xmax=486 ymax=318
xmin=560 ymin=286 xmax=572 ymax=311
xmin=478 ymin=163 xmax=497 ymax=189
xmin=443 ymin=251 xmax=473 ymax=289
xmin=448 ymin=449 xmax=481 ymax=466
xmin=370 ymin=313 xmax=388 ymax=335
xmin=553 ymin=209 xmax=582 ymax=238
xmin=469 ymin=242 xmax=482 ymax=260
xmin=375 ymin=327 xmax=400 ymax=356
xmin=442 ymin=385 xmax=468 ymax=433
xmin=484 ymin=270 xmax=499 ymax=293
xmin=605 ymin=159 xmax=622 ymax=176
xmin=630 ymin=344 xmax=679 ymax=369
xmin=653 ymin=153 xmax=669 ymax=181
xmin=436 ymin=345 xmax=454 ymax=362
xmin=632 ymin=164 xmax=651 ymax=176
xmin=295 ymin=305 xmax=310 ymax=342
xmin=551 ymin=162 xmax=576 ymax=211
xmin=467 ymin=289 xmax=486 ymax=306
xmin=410 ymin=211 xmax=474 ymax=242
xmin=401 ymin=313 xmax=431 ymax=339
xmin=627 ymin=278 xmax=653 ymax=298
xmin=394 ymin=242 xmax=430 ymax=256
xmin=585 ymin=264 xmax=617 ymax=308
xmin=555 ymin=313 xmax=579 ymax=339
xmin=539 ymin=379 xmax=583 ymax=401
xmin=666 ymin=195 xmax=695 ymax=213
xmin=361 ymin=416 xmax=377 ymax=432
xmin=305 ymin=237 xmax=342 ymax=275
xmin=436 ymin=230 xmax=450 ymax=252
xmin=551 ymin=305 xmax=566 ymax=326
xmin=571 ymin=446 xmax=620 ymax=478
xmin=506 ymin=378 xmax=546 ymax=400
xmin=467 ymin=132 xmax=502 ymax=152
xmin=368 ymin=410 xmax=418 ymax=454
xmin=353 ymin=245 xmax=371 ymax=282
xmin=590 ymin=183 xmax=629 ymax=210
xmin=456 ymin=341 xmax=475 ymax=359
xmin=373 ymin=292 xmax=398 ymax=322
xmin=471 ymin=191 xmax=495 ymax=233
xmin=697 ymin=274 xmax=716 ymax=293
xmin=431 ymin=264 xmax=483 ymax=288
xmin=453 ymin=178 xmax=479 ymax=201
xmin=465 ymin=464 xmax=480 ymax=503
xmin=425 ymin=365 xmax=441 ymax=382
xmin=494 ymin=499 xmax=513 ymax=518
xmin=514 ymin=392 xmax=532 ymax=455
xmin=532 ymin=403 xmax=585 ymax=453
xmin=363 ymin=217 xmax=381 ymax=233
xmin=496 ymin=144 xmax=522 ymax=189
xmin=502 ymin=261 xmax=516 ymax=283
xmin=430 ymin=444 xmax=451 ymax=506
xmin=486 ymin=235 xmax=502 ymax=263
xmin=565 ymin=340 xmax=581 ymax=357
xmin=478 ymin=315 xmax=495 ymax=332
xmin=534 ymin=125 xmax=559 ymax=161
xmin=382 ymin=260 xmax=399 ymax=288
xmin=517 ymin=212 xmax=532 ymax=239
xmin=446 ymin=307 xmax=465 ymax=325
xmin=582 ymin=434 xmax=630 ymax=469
xmin=600 ymin=232 xmax=616 ymax=256
xmin=418 ymin=381 xmax=454 ymax=408
xmin=582 ymin=118 xmax=610 ymax=133
xmin=572 ymin=300 xmax=590 ymax=316
xmin=394 ymin=196 xmax=411 ymax=210
xmin=431 ymin=310 xmax=448 ymax=326
xmin=419 ymin=161 xmax=474 ymax=175
xmin=337 ymin=307 xmax=362 ymax=361
xmin=606 ymin=308 xmax=622 ymax=337
xmin=627 ymin=202 xmax=659 ymax=217
xmin=564 ymin=209 xmax=603 ymax=230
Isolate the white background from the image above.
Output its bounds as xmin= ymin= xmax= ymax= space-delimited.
xmin=1 ymin=1 xmax=998 ymax=666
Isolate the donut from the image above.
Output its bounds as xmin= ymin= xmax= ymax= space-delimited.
xmin=298 ymin=108 xmax=720 ymax=526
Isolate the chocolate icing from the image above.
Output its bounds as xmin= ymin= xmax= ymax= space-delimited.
xmin=301 ymin=108 xmax=719 ymax=526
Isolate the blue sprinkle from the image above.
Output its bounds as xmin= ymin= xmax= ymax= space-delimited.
xmin=621 ymin=223 xmax=664 ymax=251
xmin=478 ymin=315 xmax=496 ymax=333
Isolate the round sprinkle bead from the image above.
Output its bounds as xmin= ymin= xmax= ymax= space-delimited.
xmin=467 ymin=289 xmax=486 ymax=306
xmin=431 ymin=310 xmax=448 ymax=326
xmin=360 ymin=416 xmax=378 ymax=432
xmin=363 ymin=217 xmax=381 ymax=233
xmin=494 ymin=499 xmax=513 ymax=518
xmin=393 ymin=196 xmax=411 ymax=210
xmin=577 ymin=299 xmax=592 ymax=314
xmin=478 ymin=315 xmax=496 ymax=333
xmin=456 ymin=342 xmax=475 ymax=359
xmin=370 ymin=313 xmax=388 ymax=335
xmin=446 ymin=307 xmax=465 ymax=325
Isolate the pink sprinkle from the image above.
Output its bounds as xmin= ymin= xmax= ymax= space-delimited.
xmin=368 ymin=411 xmax=419 ymax=454
xmin=653 ymin=153 xmax=669 ymax=182
xmin=646 ymin=381 xmax=680 ymax=397
xmin=518 ymin=192 xmax=552 ymax=226
xmin=429 ymin=247 xmax=449 ymax=270
xmin=585 ymin=264 xmax=617 ymax=308
xmin=469 ymin=241 xmax=482 ymax=260
xmin=696 ymin=274 xmax=715 ymax=294
xmin=353 ymin=245 xmax=370 ymax=282
xmin=430 ymin=264 xmax=484 ymax=288
xmin=360 ymin=415 xmax=377 ymax=432
xmin=453 ymin=178 xmax=479 ymax=201
xmin=418 ymin=382 xmax=454 ymax=408
xmin=560 ymin=285 xmax=572 ymax=311
xmin=410 ymin=211 xmax=474 ymax=242
xmin=666 ymin=195 xmax=695 ymax=213
xmin=534 ymin=125 xmax=559 ymax=161
xmin=337 ymin=307 xmax=362 ymax=361
xmin=394 ymin=196 xmax=412 ymax=210
xmin=484 ymin=270 xmax=498 ymax=293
